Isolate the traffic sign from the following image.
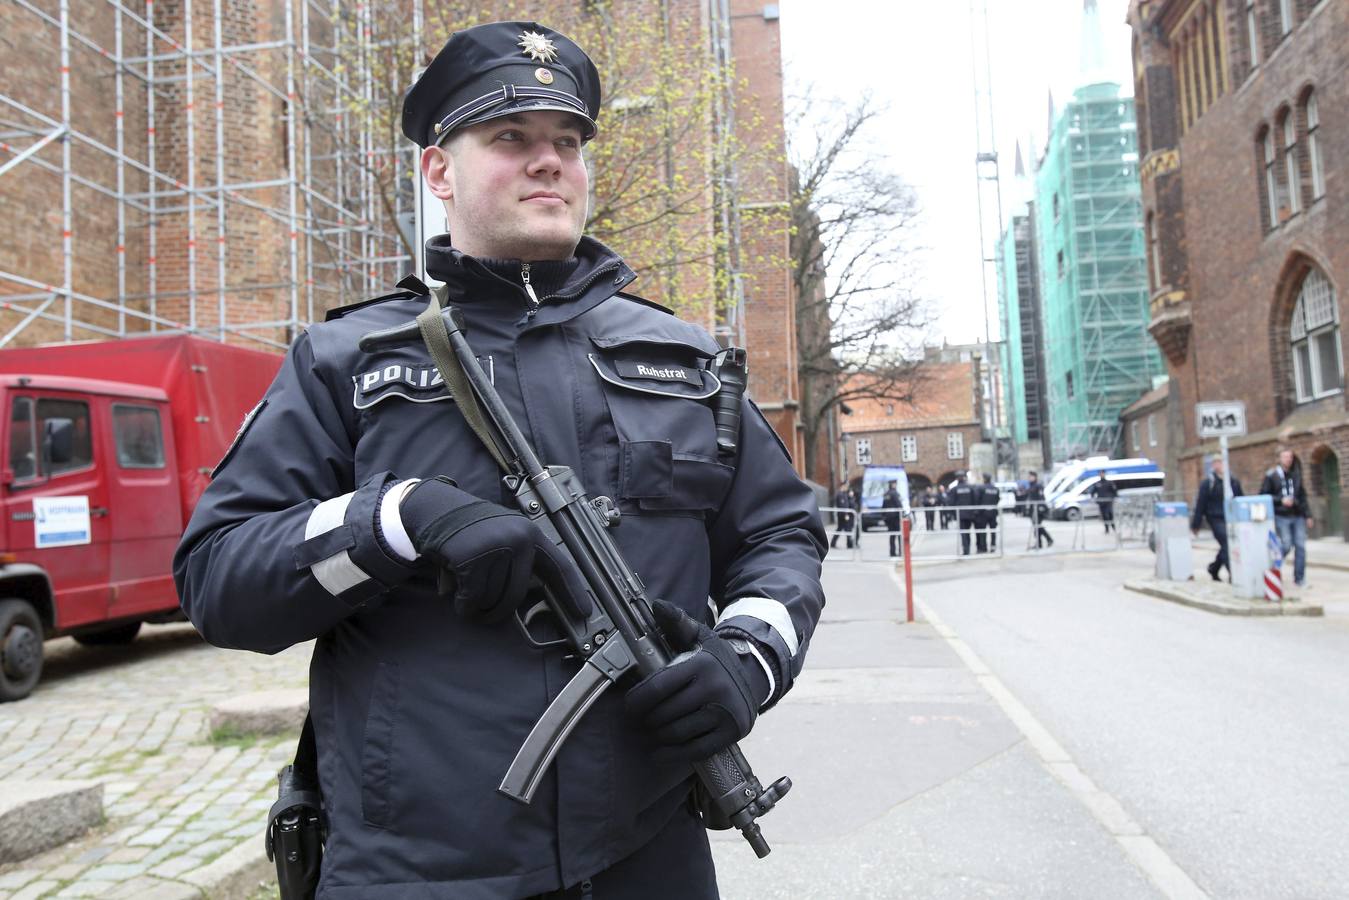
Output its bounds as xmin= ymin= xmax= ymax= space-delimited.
xmin=1196 ymin=401 xmax=1247 ymax=438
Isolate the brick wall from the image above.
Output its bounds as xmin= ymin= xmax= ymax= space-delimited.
xmin=1133 ymin=0 xmax=1349 ymax=533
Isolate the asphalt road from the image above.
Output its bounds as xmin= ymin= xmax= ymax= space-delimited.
xmin=914 ymin=549 xmax=1349 ymax=900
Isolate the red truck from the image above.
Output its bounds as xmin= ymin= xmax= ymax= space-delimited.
xmin=0 ymin=335 xmax=281 ymax=701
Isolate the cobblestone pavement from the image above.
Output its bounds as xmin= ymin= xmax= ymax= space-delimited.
xmin=0 ymin=623 xmax=310 ymax=899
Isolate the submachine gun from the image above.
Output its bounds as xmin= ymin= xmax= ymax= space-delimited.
xmin=359 ymin=291 xmax=790 ymax=857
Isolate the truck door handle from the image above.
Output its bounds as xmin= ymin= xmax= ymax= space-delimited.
xmin=91 ymin=507 xmax=109 ymax=517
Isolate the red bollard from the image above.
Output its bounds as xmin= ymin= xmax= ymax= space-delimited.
xmin=901 ymin=517 xmax=914 ymax=623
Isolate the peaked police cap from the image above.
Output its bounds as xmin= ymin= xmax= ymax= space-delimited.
xmin=401 ymin=21 xmax=601 ymax=148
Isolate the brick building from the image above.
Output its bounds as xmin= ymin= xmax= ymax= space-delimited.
xmin=1129 ymin=0 xmax=1347 ymax=534
xmin=1 ymin=1 xmax=805 ymax=470
xmin=1120 ymin=380 xmax=1173 ymax=471
xmin=838 ymin=354 xmax=984 ymax=491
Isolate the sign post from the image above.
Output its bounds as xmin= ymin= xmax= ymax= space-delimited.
xmin=1196 ymin=401 xmax=1248 ymax=506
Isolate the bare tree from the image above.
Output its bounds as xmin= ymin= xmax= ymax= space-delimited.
xmin=789 ymin=91 xmax=930 ymax=479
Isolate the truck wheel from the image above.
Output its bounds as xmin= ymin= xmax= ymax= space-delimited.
xmin=74 ymin=621 xmax=142 ymax=647
xmin=1066 ymin=507 xmax=1082 ymax=522
xmin=0 ymin=598 xmax=44 ymax=702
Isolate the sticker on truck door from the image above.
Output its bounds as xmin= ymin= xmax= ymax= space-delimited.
xmin=33 ymin=496 xmax=92 ymax=548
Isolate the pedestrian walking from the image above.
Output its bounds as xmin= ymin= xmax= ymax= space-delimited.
xmin=1026 ymin=471 xmax=1053 ymax=548
xmin=173 ymin=21 xmax=826 ymax=898
xmin=1087 ymin=470 xmax=1119 ymax=533
xmin=951 ymin=472 xmax=977 ymax=556
xmin=831 ymin=481 xmax=858 ymax=550
xmin=1260 ymin=448 xmax=1313 ymax=589
xmin=922 ymin=486 xmax=937 ymax=531
xmin=884 ymin=480 xmax=904 ymax=557
xmin=1190 ymin=455 xmax=1242 ymax=581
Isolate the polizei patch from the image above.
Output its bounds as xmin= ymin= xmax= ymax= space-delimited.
xmin=614 ymin=359 xmax=697 ymax=385
xmin=351 ymin=357 xmax=493 ymax=409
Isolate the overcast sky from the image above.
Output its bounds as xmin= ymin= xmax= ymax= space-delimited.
xmin=778 ymin=0 xmax=1136 ymax=345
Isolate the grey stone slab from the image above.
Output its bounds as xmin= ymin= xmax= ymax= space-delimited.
xmin=806 ymin=620 xmax=966 ymax=670
xmin=726 ymin=699 xmax=1022 ymax=841
xmin=1124 ymin=577 xmax=1323 ymax=617
xmin=209 ymin=690 xmax=308 ymax=738
xmin=0 ymin=780 xmax=103 ymax=864
xmin=711 ymin=744 xmax=1161 ymax=899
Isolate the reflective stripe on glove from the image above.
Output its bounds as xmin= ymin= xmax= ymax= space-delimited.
xmin=624 ymin=599 xmax=768 ymax=764
xmin=398 ymin=476 xmax=592 ymax=624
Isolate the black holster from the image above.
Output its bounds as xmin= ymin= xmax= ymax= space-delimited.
xmin=266 ymin=716 xmax=325 ymax=900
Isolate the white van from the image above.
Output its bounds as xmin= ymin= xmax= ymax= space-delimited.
xmin=1044 ymin=457 xmax=1160 ymax=503
xmin=1050 ymin=470 xmax=1166 ymax=520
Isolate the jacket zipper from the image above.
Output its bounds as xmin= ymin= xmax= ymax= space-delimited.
xmin=521 ymin=263 xmax=540 ymax=317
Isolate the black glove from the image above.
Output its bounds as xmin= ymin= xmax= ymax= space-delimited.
xmin=624 ymin=599 xmax=767 ymax=764
xmin=397 ymin=477 xmax=591 ymax=624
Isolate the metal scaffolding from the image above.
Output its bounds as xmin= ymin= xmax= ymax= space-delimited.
xmin=0 ymin=0 xmax=421 ymax=350
xmin=1035 ymin=83 xmax=1163 ymax=461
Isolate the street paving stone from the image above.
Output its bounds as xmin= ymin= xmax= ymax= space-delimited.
xmin=0 ymin=623 xmax=309 ymax=898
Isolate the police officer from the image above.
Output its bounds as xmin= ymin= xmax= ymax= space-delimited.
xmin=1087 ymin=470 xmax=1119 ymax=533
xmin=883 ymin=480 xmax=903 ymax=557
xmin=173 ymin=21 xmax=826 ymax=900
xmin=1191 ymin=455 xmax=1242 ymax=581
xmin=1025 ymin=471 xmax=1053 ymax=549
xmin=951 ymin=472 xmax=977 ymax=556
xmin=831 ymin=480 xmax=857 ymax=549
xmin=979 ymin=474 xmax=999 ymax=553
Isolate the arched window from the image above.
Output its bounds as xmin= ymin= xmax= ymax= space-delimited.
xmin=1304 ymin=90 xmax=1324 ymax=200
xmin=1258 ymin=126 xmax=1278 ymax=229
xmin=1290 ymin=267 xmax=1343 ymax=402
xmin=1282 ymin=111 xmax=1301 ymax=215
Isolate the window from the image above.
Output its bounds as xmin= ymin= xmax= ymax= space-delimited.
xmin=855 ymin=438 xmax=872 ymax=466
xmin=1279 ymin=0 xmax=1294 ymax=34
xmin=1052 ymin=193 xmax=1060 ymax=221
xmin=1283 ymin=113 xmax=1301 ymax=216
xmin=1066 ymin=371 xmax=1075 ymax=399
xmin=1290 ymin=267 xmax=1343 ymax=402
xmin=36 ymin=398 xmax=93 ymax=477
xmin=901 ymin=435 xmax=917 ymax=462
xmin=1260 ymin=127 xmax=1279 ymax=229
xmin=946 ymin=432 xmax=964 ymax=460
xmin=1146 ymin=212 xmax=1161 ymax=291
xmin=1147 ymin=413 xmax=1158 ymax=446
xmin=1246 ymin=0 xmax=1260 ymax=68
xmin=1131 ymin=421 xmax=1140 ymax=451
xmin=1057 ymin=250 xmax=1066 ymax=279
xmin=113 ymin=405 xmax=165 ymax=469
xmin=1306 ymin=91 xmax=1324 ymax=199
xmin=886 ymin=404 xmax=895 ymax=416
xmin=8 ymin=397 xmax=36 ymax=481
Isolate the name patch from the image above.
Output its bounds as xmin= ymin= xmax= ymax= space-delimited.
xmin=615 ymin=359 xmax=697 ymax=385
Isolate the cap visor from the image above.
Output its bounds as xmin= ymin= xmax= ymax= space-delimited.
xmin=439 ymin=101 xmax=597 ymax=144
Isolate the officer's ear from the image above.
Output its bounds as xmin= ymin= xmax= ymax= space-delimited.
xmin=421 ymin=145 xmax=455 ymax=203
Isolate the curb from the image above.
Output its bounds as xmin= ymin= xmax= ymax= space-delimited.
xmin=180 ymin=835 xmax=272 ymax=899
xmin=1124 ymin=579 xmax=1324 ymax=617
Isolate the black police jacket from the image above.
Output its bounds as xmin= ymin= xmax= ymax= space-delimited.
xmin=173 ymin=236 xmax=827 ymax=898
xmin=951 ymin=483 xmax=977 ymax=521
xmin=1191 ymin=474 xmax=1243 ymax=529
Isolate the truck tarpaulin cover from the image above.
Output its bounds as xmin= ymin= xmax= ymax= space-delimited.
xmin=0 ymin=335 xmax=281 ymax=524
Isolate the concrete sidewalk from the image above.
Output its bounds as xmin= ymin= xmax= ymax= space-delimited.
xmin=710 ymin=561 xmax=1170 ymax=899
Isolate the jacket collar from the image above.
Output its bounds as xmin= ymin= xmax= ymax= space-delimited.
xmin=423 ymin=234 xmax=637 ymax=328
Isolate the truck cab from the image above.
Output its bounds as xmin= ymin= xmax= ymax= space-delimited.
xmin=0 ymin=376 xmax=183 ymax=701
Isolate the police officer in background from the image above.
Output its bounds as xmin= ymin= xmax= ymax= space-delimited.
xmin=883 ymin=480 xmax=904 ymax=557
xmin=1191 ymin=455 xmax=1242 ymax=581
xmin=979 ymin=474 xmax=1000 ymax=553
xmin=922 ymin=486 xmax=937 ymax=531
xmin=173 ymin=22 xmax=825 ymax=899
xmin=1025 ymin=471 xmax=1053 ymax=549
xmin=1087 ymin=470 xmax=1119 ymax=533
xmin=831 ymin=480 xmax=857 ymax=550
xmin=951 ymin=471 xmax=978 ymax=556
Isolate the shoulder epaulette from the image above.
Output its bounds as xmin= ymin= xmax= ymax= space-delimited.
xmin=615 ymin=291 xmax=675 ymax=316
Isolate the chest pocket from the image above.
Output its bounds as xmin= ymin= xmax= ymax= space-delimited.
xmin=588 ymin=335 xmax=735 ymax=516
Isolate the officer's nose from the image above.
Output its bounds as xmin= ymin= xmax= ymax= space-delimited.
xmin=526 ymin=139 xmax=563 ymax=179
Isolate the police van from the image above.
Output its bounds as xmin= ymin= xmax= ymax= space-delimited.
xmin=858 ymin=465 xmax=911 ymax=530
xmin=1048 ymin=464 xmax=1165 ymax=520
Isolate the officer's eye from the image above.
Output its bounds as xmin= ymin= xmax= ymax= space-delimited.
xmin=495 ymin=130 xmax=524 ymax=142
xmin=555 ymin=135 xmax=580 ymax=150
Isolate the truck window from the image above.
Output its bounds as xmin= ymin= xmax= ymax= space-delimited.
xmin=9 ymin=397 xmax=36 ymax=481
xmin=113 ymin=404 xmax=165 ymax=469
xmin=37 ymin=398 xmax=93 ymax=475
